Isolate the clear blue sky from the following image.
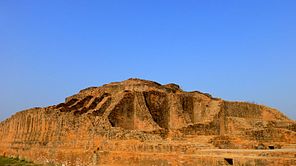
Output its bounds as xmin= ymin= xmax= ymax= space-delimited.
xmin=0 ymin=0 xmax=295 ymax=120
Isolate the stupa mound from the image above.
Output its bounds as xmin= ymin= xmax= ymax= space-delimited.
xmin=0 ymin=78 xmax=295 ymax=165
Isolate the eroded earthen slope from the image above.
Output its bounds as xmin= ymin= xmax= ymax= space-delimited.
xmin=0 ymin=78 xmax=295 ymax=165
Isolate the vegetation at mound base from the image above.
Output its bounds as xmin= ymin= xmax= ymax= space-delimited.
xmin=0 ymin=156 xmax=42 ymax=166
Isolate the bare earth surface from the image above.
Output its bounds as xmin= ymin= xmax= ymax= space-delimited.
xmin=0 ymin=78 xmax=295 ymax=165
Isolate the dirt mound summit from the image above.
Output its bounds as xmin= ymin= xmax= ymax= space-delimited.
xmin=0 ymin=78 xmax=295 ymax=165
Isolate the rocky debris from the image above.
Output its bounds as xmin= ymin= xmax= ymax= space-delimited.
xmin=0 ymin=78 xmax=295 ymax=165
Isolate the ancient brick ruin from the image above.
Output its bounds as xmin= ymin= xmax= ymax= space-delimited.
xmin=0 ymin=78 xmax=295 ymax=165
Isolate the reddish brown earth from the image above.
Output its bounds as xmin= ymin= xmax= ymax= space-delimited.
xmin=0 ymin=78 xmax=295 ymax=165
